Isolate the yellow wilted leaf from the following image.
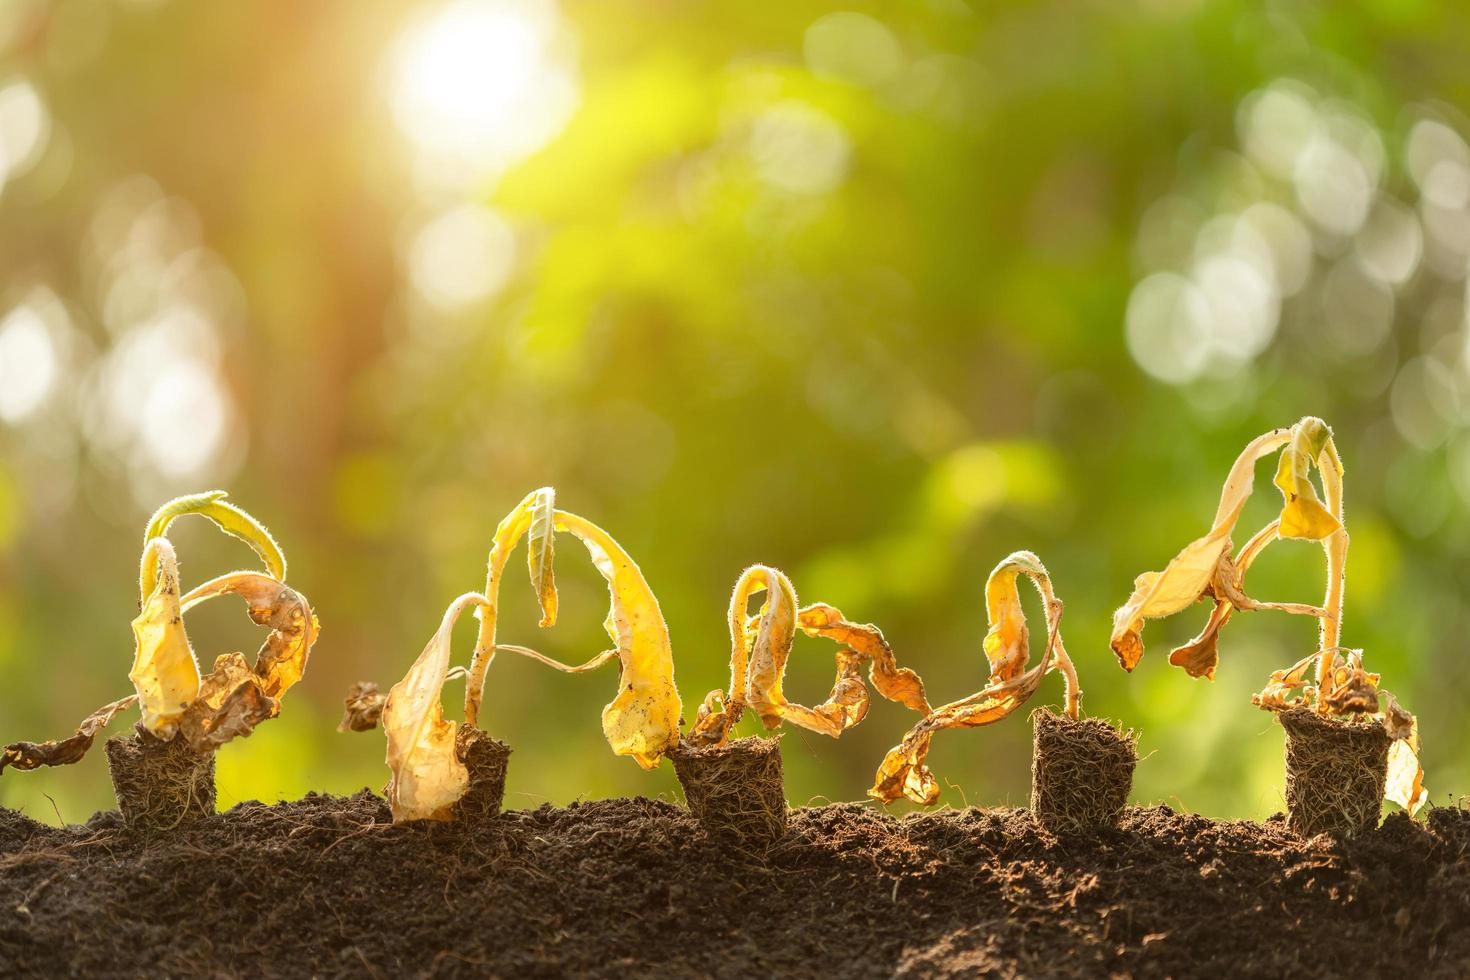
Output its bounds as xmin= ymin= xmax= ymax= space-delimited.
xmin=1109 ymin=426 xmax=1292 ymax=670
xmin=383 ymin=592 xmax=481 ymax=822
xmin=556 ymin=511 xmax=681 ymax=769
xmin=870 ymin=551 xmax=1079 ymax=805
xmin=1273 ymin=418 xmax=1343 ymax=541
xmin=139 ymin=491 xmax=287 ymax=597
xmin=685 ymin=566 xmax=930 ymax=747
xmin=453 ymin=489 xmax=676 ymax=770
xmin=527 ymin=487 xmax=559 ymax=629
xmin=465 ymin=488 xmax=545 ymax=728
xmin=129 ymin=538 xmax=202 ymax=738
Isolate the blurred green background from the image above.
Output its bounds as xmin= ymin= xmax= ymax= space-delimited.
xmin=1 ymin=0 xmax=1468 ymax=825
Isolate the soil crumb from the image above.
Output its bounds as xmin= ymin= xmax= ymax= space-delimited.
xmin=1030 ymin=708 xmax=1136 ymax=833
xmin=103 ymin=726 xmax=215 ymax=832
xmin=670 ymin=735 xmax=786 ymax=844
xmin=1279 ymin=706 xmax=1389 ymax=838
xmin=2 ymin=793 xmax=1468 ymax=978
xmin=452 ymin=726 xmax=511 ymax=822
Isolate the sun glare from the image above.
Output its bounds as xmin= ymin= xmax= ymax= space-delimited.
xmin=389 ymin=0 xmax=577 ymax=188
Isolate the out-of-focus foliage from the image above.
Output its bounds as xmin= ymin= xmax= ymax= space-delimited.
xmin=2 ymin=0 xmax=1470 ymax=822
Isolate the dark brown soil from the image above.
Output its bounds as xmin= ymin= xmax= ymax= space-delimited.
xmin=670 ymin=735 xmax=787 ymax=844
xmin=2 ymin=792 xmax=1468 ymax=978
xmin=1030 ymin=709 xmax=1136 ymax=834
xmin=1279 ymin=706 xmax=1389 ymax=838
xmin=103 ymin=726 xmax=215 ymax=833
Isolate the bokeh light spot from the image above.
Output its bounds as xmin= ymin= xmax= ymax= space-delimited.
xmin=408 ymin=205 xmax=516 ymax=311
xmin=749 ymin=100 xmax=852 ymax=195
xmin=0 ymin=303 xmax=59 ymax=422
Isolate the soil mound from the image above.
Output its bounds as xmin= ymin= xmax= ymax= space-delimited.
xmin=1 ymin=792 xmax=1467 ymax=978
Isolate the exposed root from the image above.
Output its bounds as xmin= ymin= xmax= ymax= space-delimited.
xmin=1279 ymin=706 xmax=1388 ymax=838
xmin=452 ymin=726 xmax=512 ymax=822
xmin=1029 ymin=708 xmax=1136 ymax=834
xmin=670 ymin=735 xmax=786 ymax=846
xmin=104 ymin=725 xmax=215 ymax=832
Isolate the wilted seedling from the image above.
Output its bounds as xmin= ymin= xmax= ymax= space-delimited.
xmin=674 ymin=564 xmax=932 ymax=841
xmin=1 ymin=491 xmax=319 ymax=831
xmin=867 ymin=551 xmax=1116 ymax=831
xmin=343 ymin=488 xmax=682 ymax=823
xmin=1109 ymin=417 xmax=1425 ymax=835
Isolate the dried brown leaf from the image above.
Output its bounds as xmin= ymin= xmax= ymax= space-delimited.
xmin=0 ymin=694 xmax=137 ymax=773
xmin=178 ymin=653 xmax=279 ymax=751
xmin=339 ymin=682 xmax=387 ymax=733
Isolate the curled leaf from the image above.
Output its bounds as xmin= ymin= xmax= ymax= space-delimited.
xmin=384 ymin=592 xmax=481 ymax=822
xmin=0 ymin=694 xmax=137 ymax=773
xmin=339 ymin=681 xmax=387 ymax=733
xmin=140 ymin=491 xmax=287 ymax=597
xmin=181 ymin=573 xmax=319 ymax=700
xmin=870 ymin=551 xmax=1077 ymax=805
xmin=556 ymin=511 xmax=682 ymax=769
xmin=686 ymin=566 xmax=930 ymax=747
xmin=797 ymin=604 xmax=931 ymax=716
xmin=129 ymin=538 xmax=202 ymax=739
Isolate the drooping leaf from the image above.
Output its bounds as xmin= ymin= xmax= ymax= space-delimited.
xmin=1109 ymin=427 xmax=1292 ymax=670
xmin=527 ymin=487 xmax=559 ymax=628
xmin=129 ymin=537 xmax=202 ymax=738
xmin=555 ymin=511 xmax=682 ymax=769
xmin=869 ymin=551 xmax=1078 ymax=805
xmin=0 ymin=694 xmax=137 ymax=772
xmin=464 ymin=488 xmax=544 ymax=727
xmin=140 ymin=491 xmax=287 ymax=597
xmin=1273 ymin=418 xmax=1343 ymax=541
xmin=383 ymin=592 xmax=482 ymax=822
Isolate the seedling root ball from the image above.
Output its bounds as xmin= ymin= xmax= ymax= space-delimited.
xmin=1030 ymin=708 xmax=1135 ymax=833
xmin=453 ymin=726 xmax=512 ymax=822
xmin=671 ymin=735 xmax=786 ymax=844
xmin=105 ymin=726 xmax=216 ymax=832
xmin=1279 ymin=706 xmax=1389 ymax=838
